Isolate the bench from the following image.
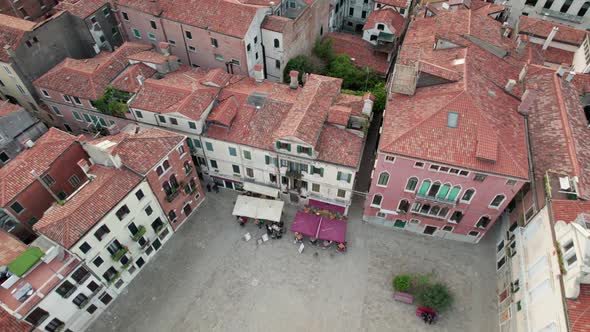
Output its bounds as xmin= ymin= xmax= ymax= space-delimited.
xmin=393 ymin=291 xmax=414 ymax=304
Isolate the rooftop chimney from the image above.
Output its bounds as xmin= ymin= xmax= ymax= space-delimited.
xmin=362 ymin=93 xmax=374 ymax=116
xmin=505 ymin=79 xmax=516 ymax=93
xmin=159 ymin=42 xmax=170 ymax=56
xmin=254 ymin=63 xmax=264 ymax=83
xmin=566 ymin=71 xmax=576 ymax=82
xmin=516 ymin=34 xmax=528 ymax=53
xmin=518 ymin=64 xmax=528 ymax=82
xmin=290 ymin=70 xmax=299 ymax=89
xmin=77 ymin=159 xmax=90 ymax=175
xmin=137 ymin=75 xmax=145 ymax=86
xmin=542 ymin=26 xmax=559 ymax=51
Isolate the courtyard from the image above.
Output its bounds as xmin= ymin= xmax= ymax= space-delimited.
xmin=88 ymin=190 xmax=499 ymax=332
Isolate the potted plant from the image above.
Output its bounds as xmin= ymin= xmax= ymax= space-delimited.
xmin=416 ymin=283 xmax=453 ymax=313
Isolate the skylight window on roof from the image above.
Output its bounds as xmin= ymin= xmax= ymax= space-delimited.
xmin=447 ymin=112 xmax=459 ymax=128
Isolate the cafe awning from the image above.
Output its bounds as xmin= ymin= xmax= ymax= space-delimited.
xmin=243 ymin=182 xmax=280 ymax=198
xmin=232 ymin=195 xmax=284 ymax=222
xmin=290 ymin=211 xmax=321 ymax=237
xmin=290 ymin=211 xmax=347 ymax=243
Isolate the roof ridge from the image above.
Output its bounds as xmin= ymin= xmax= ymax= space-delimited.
xmin=553 ymin=74 xmax=583 ymax=180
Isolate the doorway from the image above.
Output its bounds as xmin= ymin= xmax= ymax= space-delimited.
xmin=224 ymin=180 xmax=234 ymax=189
xmin=183 ymin=203 xmax=192 ymax=216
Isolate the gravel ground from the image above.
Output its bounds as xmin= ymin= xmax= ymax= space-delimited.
xmin=88 ymin=190 xmax=499 ymax=332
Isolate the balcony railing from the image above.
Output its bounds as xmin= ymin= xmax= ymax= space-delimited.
xmin=131 ymin=226 xmax=146 ymax=242
xmin=415 ymin=192 xmax=458 ymax=206
xmin=540 ymin=9 xmax=583 ymax=23
xmin=166 ymin=188 xmax=180 ymax=202
xmin=111 ymin=247 xmax=128 ymax=261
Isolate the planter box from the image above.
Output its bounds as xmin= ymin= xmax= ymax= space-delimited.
xmin=393 ymin=291 xmax=414 ymax=304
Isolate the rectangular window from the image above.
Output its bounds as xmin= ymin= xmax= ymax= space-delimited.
xmin=189 ymin=46 xmax=196 ymax=52
xmin=41 ymin=89 xmax=50 ymax=97
xmin=25 ymin=307 xmax=49 ymax=326
xmin=188 ymin=122 xmax=196 ymax=129
xmin=168 ymin=39 xmax=176 ymax=45
xmin=243 ymin=150 xmax=252 ymax=160
xmin=72 ymin=293 xmax=89 ymax=308
xmin=132 ymin=28 xmax=141 ymax=39
xmin=275 ymin=60 xmax=281 ymax=69
xmin=337 ymin=171 xmax=352 ymax=183
xmin=148 ymin=33 xmax=156 ymax=41
xmin=42 ymin=174 xmax=55 ymax=186
xmin=122 ymin=11 xmax=129 ymax=20
xmin=361 ymin=10 xmax=367 ymax=18
xmin=150 ymin=20 xmax=157 ymax=29
xmin=205 ymin=142 xmax=213 ymax=151
xmin=177 ymin=145 xmax=185 ymax=155
xmin=100 ymin=292 xmax=113 ymax=305
xmin=145 ymin=205 xmax=153 ymax=216
xmin=135 ymin=110 xmax=143 ymax=118
xmin=337 ymin=189 xmax=346 ymax=198
xmin=94 ymin=224 xmax=110 ymax=241
xmin=215 ymin=54 xmax=224 ymax=61
xmin=506 ymin=179 xmax=517 ymax=186
xmin=211 ymin=38 xmax=218 ymax=47
xmin=3 ymin=66 xmax=13 ymax=77
xmin=83 ymin=113 xmax=92 ymax=123
xmin=311 ymin=166 xmax=324 ymax=177
xmin=72 ymin=110 xmax=82 ymax=121
xmin=73 ymin=96 xmax=82 ymax=105
xmin=10 ymin=201 xmax=24 ymax=214
xmin=312 ymin=183 xmax=320 ymax=192
xmin=414 ymin=162 xmax=424 ymax=168
xmin=349 ymin=8 xmax=354 ymax=15
xmin=228 ymin=147 xmax=237 ymax=156
xmin=45 ymin=318 xmax=64 ymax=332
xmin=52 ymin=106 xmax=62 ymax=116
xmin=56 ymin=280 xmax=76 ymax=298
xmin=474 ymin=173 xmax=487 ymax=182
xmin=16 ymin=84 xmax=25 ymax=94
xmin=385 ymin=156 xmax=395 ymax=163
xmin=79 ymin=242 xmax=91 ymax=254
xmin=447 ymin=112 xmax=459 ymax=128
xmin=193 ymin=139 xmax=201 ymax=148
xmin=69 ymin=175 xmax=81 ymax=187
xmin=170 ymin=118 xmax=178 ymax=125
xmin=135 ymin=189 xmax=144 ymax=200
xmin=116 ymin=205 xmax=130 ymax=220
xmin=232 ymin=165 xmax=240 ymax=174
xmin=246 ymin=168 xmax=254 ymax=177
xmin=210 ymin=159 xmax=218 ymax=169
xmin=185 ymin=30 xmax=192 ymax=39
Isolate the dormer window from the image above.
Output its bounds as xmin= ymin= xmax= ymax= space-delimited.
xmin=276 ymin=141 xmax=291 ymax=151
xmin=377 ymin=24 xmax=385 ymax=31
xmin=297 ymin=146 xmax=312 ymax=156
xmin=447 ymin=112 xmax=459 ymax=128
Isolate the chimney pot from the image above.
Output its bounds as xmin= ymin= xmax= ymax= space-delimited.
xmin=254 ymin=63 xmax=264 ymax=83
xmin=566 ymin=71 xmax=576 ymax=82
xmin=290 ymin=70 xmax=299 ymax=89
xmin=557 ymin=63 xmax=569 ymax=77
xmin=505 ymin=79 xmax=516 ymax=93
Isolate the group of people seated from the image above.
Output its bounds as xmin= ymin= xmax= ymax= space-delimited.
xmin=293 ymin=232 xmax=347 ymax=252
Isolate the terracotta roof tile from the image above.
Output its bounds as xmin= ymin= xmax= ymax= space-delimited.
xmin=326 ymin=32 xmax=390 ymax=75
xmin=567 ymin=283 xmax=590 ymax=332
xmin=89 ymin=126 xmax=184 ymax=174
xmin=363 ymin=8 xmax=406 ymax=34
xmin=127 ymin=50 xmax=171 ymax=65
xmin=0 ymin=128 xmax=80 ymax=206
xmin=56 ymin=0 xmax=106 ymax=18
xmin=375 ymin=0 xmax=409 ymax=8
xmin=34 ymin=42 xmax=152 ymax=100
xmin=531 ymin=44 xmax=575 ymax=65
xmin=525 ymin=72 xmax=590 ymax=199
xmin=0 ymin=308 xmax=31 ymax=332
xmin=0 ymin=101 xmax=23 ymax=117
xmin=0 ymin=14 xmax=36 ymax=62
xmin=262 ymin=15 xmax=291 ymax=33
xmin=34 ymin=165 xmax=142 ymax=248
xmin=116 ymin=0 xmax=163 ymax=16
xmin=519 ymin=15 xmax=587 ymax=45
xmin=327 ymin=105 xmax=351 ymax=126
xmin=110 ymin=63 xmax=156 ymax=93
xmin=208 ymin=96 xmax=238 ymax=126
xmin=316 ymin=125 xmax=363 ymax=167
xmin=552 ymin=200 xmax=590 ymax=223
xmin=0 ymin=231 xmax=26 ymax=266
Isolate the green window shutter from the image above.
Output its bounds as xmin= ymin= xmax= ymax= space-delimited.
xmin=447 ymin=186 xmax=461 ymax=201
xmin=437 ymin=184 xmax=451 ymax=199
xmin=186 ymin=138 xmax=194 ymax=149
xmin=337 ymin=171 xmax=342 ymax=181
xmin=297 ymin=146 xmax=302 ymax=153
xmin=319 ymin=168 xmax=324 ymax=177
xmin=265 ymin=155 xmax=270 ymax=165
xmin=347 ymin=173 xmax=352 ymax=183
xmin=418 ymin=180 xmax=431 ymax=196
xmin=206 ymin=142 xmax=213 ymax=151
xmin=286 ymin=143 xmax=291 ymax=151
xmin=274 ymin=158 xmax=279 ymax=167
xmin=193 ymin=139 xmax=201 ymax=148
xmin=307 ymin=149 xmax=312 ymax=156
xmin=276 ymin=141 xmax=281 ymax=149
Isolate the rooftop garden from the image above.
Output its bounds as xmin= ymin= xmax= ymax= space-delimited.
xmin=8 ymin=247 xmax=44 ymax=277
xmin=92 ymin=87 xmax=131 ymax=118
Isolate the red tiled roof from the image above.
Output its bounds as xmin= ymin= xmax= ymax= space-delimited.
xmin=0 ymin=231 xmax=26 ymax=266
xmin=116 ymin=0 xmax=163 ymax=16
xmin=326 ymin=32 xmax=390 ymax=75
xmin=0 ymin=14 xmax=36 ymax=62
xmin=0 ymin=309 xmax=31 ymax=332
xmin=127 ymin=50 xmax=170 ymax=65
xmin=34 ymin=165 xmax=142 ymax=248
xmin=334 ymin=93 xmax=364 ymax=116
xmin=130 ymin=67 xmax=219 ymax=120
xmin=519 ymin=15 xmax=587 ymax=45
xmin=34 ymin=42 xmax=152 ymax=100
xmin=89 ymin=126 xmax=184 ymax=174
xmin=363 ymin=8 xmax=405 ymax=34
xmin=275 ymin=74 xmax=342 ymax=146
xmin=327 ymin=105 xmax=351 ymax=126
xmin=110 ymin=63 xmax=157 ymax=93
xmin=160 ymin=0 xmax=260 ymax=38
xmin=0 ymin=101 xmax=23 ymax=117
xmin=567 ymin=283 xmax=590 ymax=332
xmin=208 ymin=96 xmax=238 ymax=126
xmin=0 ymin=128 xmax=79 ymax=206
xmin=472 ymin=1 xmax=506 ymax=15
xmin=525 ymin=72 xmax=590 ymax=199
xmin=375 ymin=0 xmax=408 ymax=8
xmin=56 ymin=0 xmax=106 ymax=18
xmin=552 ymin=200 xmax=590 ymax=223
xmin=316 ymin=125 xmax=363 ymax=167
xmin=531 ymin=44 xmax=575 ymax=65
xmin=382 ymin=9 xmax=529 ymax=179
xmin=262 ymin=15 xmax=291 ymax=33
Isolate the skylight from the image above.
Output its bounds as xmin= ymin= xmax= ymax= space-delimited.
xmin=447 ymin=112 xmax=459 ymax=128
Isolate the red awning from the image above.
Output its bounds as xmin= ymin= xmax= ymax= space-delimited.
xmin=290 ymin=211 xmax=347 ymax=243
xmin=308 ymin=199 xmax=346 ymax=214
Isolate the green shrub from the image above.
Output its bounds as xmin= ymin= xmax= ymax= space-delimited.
xmin=283 ymin=55 xmax=317 ymax=82
xmin=416 ymin=283 xmax=453 ymax=312
xmin=393 ymin=274 xmax=412 ymax=292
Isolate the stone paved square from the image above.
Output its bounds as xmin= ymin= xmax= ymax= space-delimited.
xmin=88 ymin=190 xmax=499 ymax=332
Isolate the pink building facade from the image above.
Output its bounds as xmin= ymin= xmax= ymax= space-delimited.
xmin=364 ymin=154 xmax=526 ymax=243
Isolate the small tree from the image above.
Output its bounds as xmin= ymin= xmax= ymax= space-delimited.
xmin=313 ymin=37 xmax=334 ymax=62
xmin=370 ymin=82 xmax=387 ymax=113
xmin=393 ymin=274 xmax=412 ymax=292
xmin=283 ymin=55 xmax=317 ymax=82
xmin=416 ymin=283 xmax=453 ymax=312
xmin=93 ymin=87 xmax=131 ymax=118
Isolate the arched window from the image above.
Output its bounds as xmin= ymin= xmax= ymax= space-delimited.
xmin=420 ymin=204 xmax=431 ymax=214
xmin=418 ymin=180 xmax=431 ymax=196
xmin=168 ymin=210 xmax=177 ymax=221
xmin=162 ymin=181 xmax=172 ymax=196
xmin=544 ymin=0 xmax=553 ymax=9
xmin=436 ymin=183 xmax=451 ymax=199
xmin=429 ymin=206 xmax=440 ymax=216
xmin=169 ymin=174 xmax=179 ymax=189
xmin=156 ymin=165 xmax=164 ymax=176
xmin=561 ymin=0 xmax=572 ymax=13
xmin=461 ymin=189 xmax=475 ymax=202
xmin=371 ymin=194 xmax=383 ymax=207
xmin=427 ymin=181 xmax=441 ymax=197
xmin=184 ymin=161 xmax=191 ymax=174
xmin=405 ymin=177 xmax=418 ymax=191
xmin=274 ymin=38 xmax=280 ymax=48
xmin=476 ymin=216 xmax=492 ymax=228
xmin=163 ymin=159 xmax=170 ymax=170
xmin=447 ymin=186 xmax=461 ymax=202
xmin=579 ymin=2 xmax=590 ymax=16
xmin=398 ymin=199 xmax=410 ymax=213
xmin=377 ymin=172 xmax=389 ymax=186
xmin=490 ymin=194 xmax=506 ymax=208
xmin=438 ymin=207 xmax=449 ymax=218
xmin=377 ymin=24 xmax=385 ymax=30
